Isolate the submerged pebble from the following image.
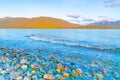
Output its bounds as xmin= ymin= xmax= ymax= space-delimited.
xmin=31 ymin=70 xmax=36 ymax=75
xmin=31 ymin=64 xmax=39 ymax=69
xmin=16 ymin=76 xmax=23 ymax=80
xmin=57 ymin=65 xmax=65 ymax=71
xmin=63 ymin=72 xmax=70 ymax=78
xmin=96 ymin=73 xmax=104 ymax=79
xmin=76 ymin=68 xmax=83 ymax=76
xmin=20 ymin=59 xmax=27 ymax=64
xmin=21 ymin=65 xmax=28 ymax=70
xmin=44 ymin=74 xmax=54 ymax=80
xmin=0 ymin=46 xmax=119 ymax=80
xmin=23 ymin=76 xmax=31 ymax=80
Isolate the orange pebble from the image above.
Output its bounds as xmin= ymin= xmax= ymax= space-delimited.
xmin=76 ymin=68 xmax=83 ymax=76
xmin=57 ymin=65 xmax=65 ymax=71
xmin=44 ymin=74 xmax=54 ymax=80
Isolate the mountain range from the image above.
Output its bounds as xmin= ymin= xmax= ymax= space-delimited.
xmin=0 ymin=17 xmax=119 ymax=29
xmin=89 ymin=20 xmax=120 ymax=27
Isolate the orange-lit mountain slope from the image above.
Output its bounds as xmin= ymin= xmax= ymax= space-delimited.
xmin=0 ymin=17 xmax=79 ymax=28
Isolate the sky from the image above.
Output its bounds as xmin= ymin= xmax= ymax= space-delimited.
xmin=0 ymin=0 xmax=120 ymax=24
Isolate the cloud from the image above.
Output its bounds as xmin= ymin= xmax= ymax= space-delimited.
xmin=104 ymin=0 xmax=120 ymax=7
xmin=67 ymin=14 xmax=80 ymax=19
xmin=69 ymin=20 xmax=80 ymax=23
xmin=98 ymin=16 xmax=109 ymax=20
xmin=98 ymin=16 xmax=114 ymax=21
xmin=82 ymin=19 xmax=95 ymax=22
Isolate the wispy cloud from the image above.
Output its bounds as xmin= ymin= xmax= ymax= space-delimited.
xmin=82 ymin=19 xmax=94 ymax=22
xmin=98 ymin=16 xmax=109 ymax=20
xmin=104 ymin=0 xmax=120 ymax=7
xmin=98 ymin=16 xmax=114 ymax=21
xmin=69 ymin=20 xmax=80 ymax=23
xmin=67 ymin=14 xmax=80 ymax=19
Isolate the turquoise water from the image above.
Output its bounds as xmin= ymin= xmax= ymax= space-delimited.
xmin=0 ymin=29 xmax=120 ymax=79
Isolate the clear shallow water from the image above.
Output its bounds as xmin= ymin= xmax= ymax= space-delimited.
xmin=0 ymin=29 xmax=120 ymax=79
xmin=0 ymin=29 xmax=120 ymax=60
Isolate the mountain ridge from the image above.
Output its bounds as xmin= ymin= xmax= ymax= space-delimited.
xmin=0 ymin=16 xmax=120 ymax=29
xmin=89 ymin=20 xmax=120 ymax=26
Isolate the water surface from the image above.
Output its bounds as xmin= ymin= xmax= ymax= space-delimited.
xmin=0 ymin=29 xmax=120 ymax=79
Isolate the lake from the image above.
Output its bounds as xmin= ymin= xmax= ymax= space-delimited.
xmin=0 ymin=29 xmax=120 ymax=79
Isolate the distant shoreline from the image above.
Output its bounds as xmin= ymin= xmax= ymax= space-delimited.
xmin=0 ymin=27 xmax=120 ymax=29
xmin=0 ymin=16 xmax=120 ymax=29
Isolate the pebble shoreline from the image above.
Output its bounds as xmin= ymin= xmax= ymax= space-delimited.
xmin=0 ymin=47 xmax=120 ymax=80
